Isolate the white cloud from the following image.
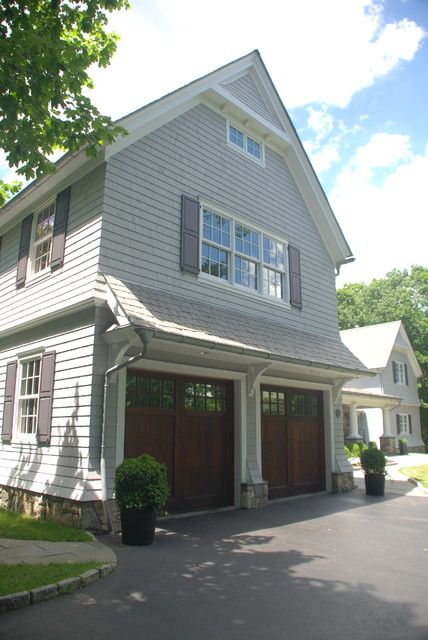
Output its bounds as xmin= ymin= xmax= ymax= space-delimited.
xmin=305 ymin=140 xmax=341 ymax=173
xmin=331 ymin=135 xmax=428 ymax=285
xmin=345 ymin=132 xmax=413 ymax=180
xmin=307 ymin=107 xmax=335 ymax=142
xmin=88 ymin=0 xmax=426 ymax=118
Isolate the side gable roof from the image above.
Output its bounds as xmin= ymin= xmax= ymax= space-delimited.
xmin=340 ymin=321 xmax=422 ymax=377
xmin=0 ymin=51 xmax=353 ymax=270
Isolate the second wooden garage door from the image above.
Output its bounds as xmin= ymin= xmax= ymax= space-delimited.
xmin=124 ymin=371 xmax=234 ymax=513
xmin=261 ymin=386 xmax=325 ymax=499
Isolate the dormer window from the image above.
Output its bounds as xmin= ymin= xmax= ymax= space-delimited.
xmin=227 ymin=123 xmax=264 ymax=164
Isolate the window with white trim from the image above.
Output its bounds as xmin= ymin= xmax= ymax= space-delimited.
xmin=398 ymin=414 xmax=410 ymax=435
xmin=201 ymin=207 xmax=287 ymax=302
xmin=30 ymin=201 xmax=56 ymax=275
xmin=17 ymin=357 xmax=41 ymax=437
xmin=394 ymin=361 xmax=406 ymax=385
xmin=227 ymin=123 xmax=263 ymax=163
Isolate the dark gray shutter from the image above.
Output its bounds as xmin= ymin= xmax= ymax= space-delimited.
xmin=37 ymin=351 xmax=56 ymax=444
xmin=288 ymin=245 xmax=302 ymax=309
xmin=392 ymin=361 xmax=398 ymax=383
xmin=2 ymin=361 xmax=17 ymax=442
xmin=408 ymin=414 xmax=412 ymax=434
xmin=404 ymin=363 xmax=409 ymax=385
xmin=396 ymin=413 xmax=401 ymax=434
xmin=51 ymin=187 xmax=70 ymax=270
xmin=16 ymin=214 xmax=33 ymax=287
xmin=180 ymin=195 xmax=200 ymax=274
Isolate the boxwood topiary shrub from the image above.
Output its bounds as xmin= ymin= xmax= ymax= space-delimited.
xmin=360 ymin=446 xmax=387 ymax=476
xmin=114 ymin=454 xmax=170 ymax=511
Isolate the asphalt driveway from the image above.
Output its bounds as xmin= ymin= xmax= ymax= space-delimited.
xmin=2 ymin=489 xmax=428 ymax=640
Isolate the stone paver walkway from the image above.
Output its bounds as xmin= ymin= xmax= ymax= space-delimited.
xmin=0 ymin=537 xmax=116 ymax=565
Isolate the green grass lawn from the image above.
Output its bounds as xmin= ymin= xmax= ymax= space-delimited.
xmin=0 ymin=509 xmax=92 ymax=542
xmin=0 ymin=562 xmax=102 ymax=596
xmin=399 ymin=465 xmax=428 ymax=488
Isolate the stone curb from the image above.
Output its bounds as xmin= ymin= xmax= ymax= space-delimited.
xmin=0 ymin=561 xmax=117 ymax=615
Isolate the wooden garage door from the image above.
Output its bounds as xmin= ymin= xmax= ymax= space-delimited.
xmin=261 ymin=387 xmax=325 ymax=499
xmin=125 ymin=372 xmax=234 ymax=513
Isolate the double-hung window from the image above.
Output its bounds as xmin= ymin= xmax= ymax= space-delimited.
xmin=30 ymin=201 xmax=56 ymax=275
xmin=228 ymin=124 xmax=263 ymax=163
xmin=397 ymin=414 xmax=411 ymax=435
xmin=393 ymin=361 xmax=407 ymax=385
xmin=201 ymin=207 xmax=287 ymax=302
xmin=17 ymin=357 xmax=41 ymax=438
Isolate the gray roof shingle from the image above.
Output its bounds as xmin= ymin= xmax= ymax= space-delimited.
xmin=104 ymin=274 xmax=368 ymax=375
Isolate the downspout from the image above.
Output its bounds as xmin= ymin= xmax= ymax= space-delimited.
xmin=100 ymin=329 xmax=152 ymax=531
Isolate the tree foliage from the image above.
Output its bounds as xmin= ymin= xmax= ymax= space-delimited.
xmin=0 ymin=0 xmax=129 ymax=205
xmin=337 ymin=266 xmax=428 ymax=449
xmin=0 ymin=178 xmax=22 ymax=206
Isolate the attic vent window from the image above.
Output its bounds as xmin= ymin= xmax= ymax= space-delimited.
xmin=227 ymin=123 xmax=264 ymax=164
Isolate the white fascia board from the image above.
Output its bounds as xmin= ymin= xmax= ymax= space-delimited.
xmin=0 ymin=53 xmax=258 ymax=231
xmin=105 ymin=55 xmax=258 ymax=160
xmin=249 ymin=59 xmax=353 ymax=266
xmin=284 ymin=148 xmax=353 ymax=266
xmin=342 ymin=390 xmax=401 ymax=409
xmin=0 ymin=152 xmax=104 ymax=235
xmin=394 ymin=324 xmax=422 ymax=378
xmin=105 ymin=96 xmax=201 ymax=160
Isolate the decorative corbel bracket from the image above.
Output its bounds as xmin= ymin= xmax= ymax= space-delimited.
xmin=247 ymin=362 xmax=271 ymax=397
xmin=332 ymin=378 xmax=353 ymax=404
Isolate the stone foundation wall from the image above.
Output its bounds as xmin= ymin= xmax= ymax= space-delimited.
xmin=380 ymin=436 xmax=396 ymax=455
xmin=408 ymin=445 xmax=426 ymax=453
xmin=0 ymin=485 xmax=112 ymax=532
xmin=331 ymin=472 xmax=354 ymax=493
xmin=241 ymin=482 xmax=268 ymax=508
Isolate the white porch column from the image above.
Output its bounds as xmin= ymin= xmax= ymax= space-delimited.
xmin=349 ymin=403 xmax=359 ymax=439
xmin=382 ymin=407 xmax=392 ymax=436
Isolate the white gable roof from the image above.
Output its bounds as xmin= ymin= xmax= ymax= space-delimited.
xmin=340 ymin=321 xmax=422 ymax=377
xmin=0 ymin=51 xmax=353 ymax=270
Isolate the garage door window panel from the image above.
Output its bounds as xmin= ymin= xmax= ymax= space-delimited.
xmin=126 ymin=375 xmax=175 ymax=409
xmin=184 ymin=382 xmax=225 ymax=412
xmin=262 ymin=389 xmax=286 ymax=415
xmin=291 ymin=394 xmax=318 ymax=417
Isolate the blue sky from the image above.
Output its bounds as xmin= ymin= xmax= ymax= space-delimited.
xmin=1 ymin=0 xmax=427 ymax=287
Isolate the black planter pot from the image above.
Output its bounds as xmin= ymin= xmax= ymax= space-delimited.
xmin=120 ymin=507 xmax=157 ymax=546
xmin=399 ymin=443 xmax=408 ymax=455
xmin=364 ymin=473 xmax=385 ymax=496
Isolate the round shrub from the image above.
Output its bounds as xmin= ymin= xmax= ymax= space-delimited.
xmin=114 ymin=454 xmax=170 ymax=511
xmin=360 ymin=446 xmax=386 ymax=476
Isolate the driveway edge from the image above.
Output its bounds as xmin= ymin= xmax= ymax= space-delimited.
xmin=0 ymin=561 xmax=117 ymax=614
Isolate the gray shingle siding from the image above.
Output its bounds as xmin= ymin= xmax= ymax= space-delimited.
xmin=0 ymin=309 xmax=103 ymax=501
xmin=0 ymin=164 xmax=105 ymax=335
xmin=221 ymin=73 xmax=284 ymax=130
xmin=100 ymin=103 xmax=339 ymax=339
